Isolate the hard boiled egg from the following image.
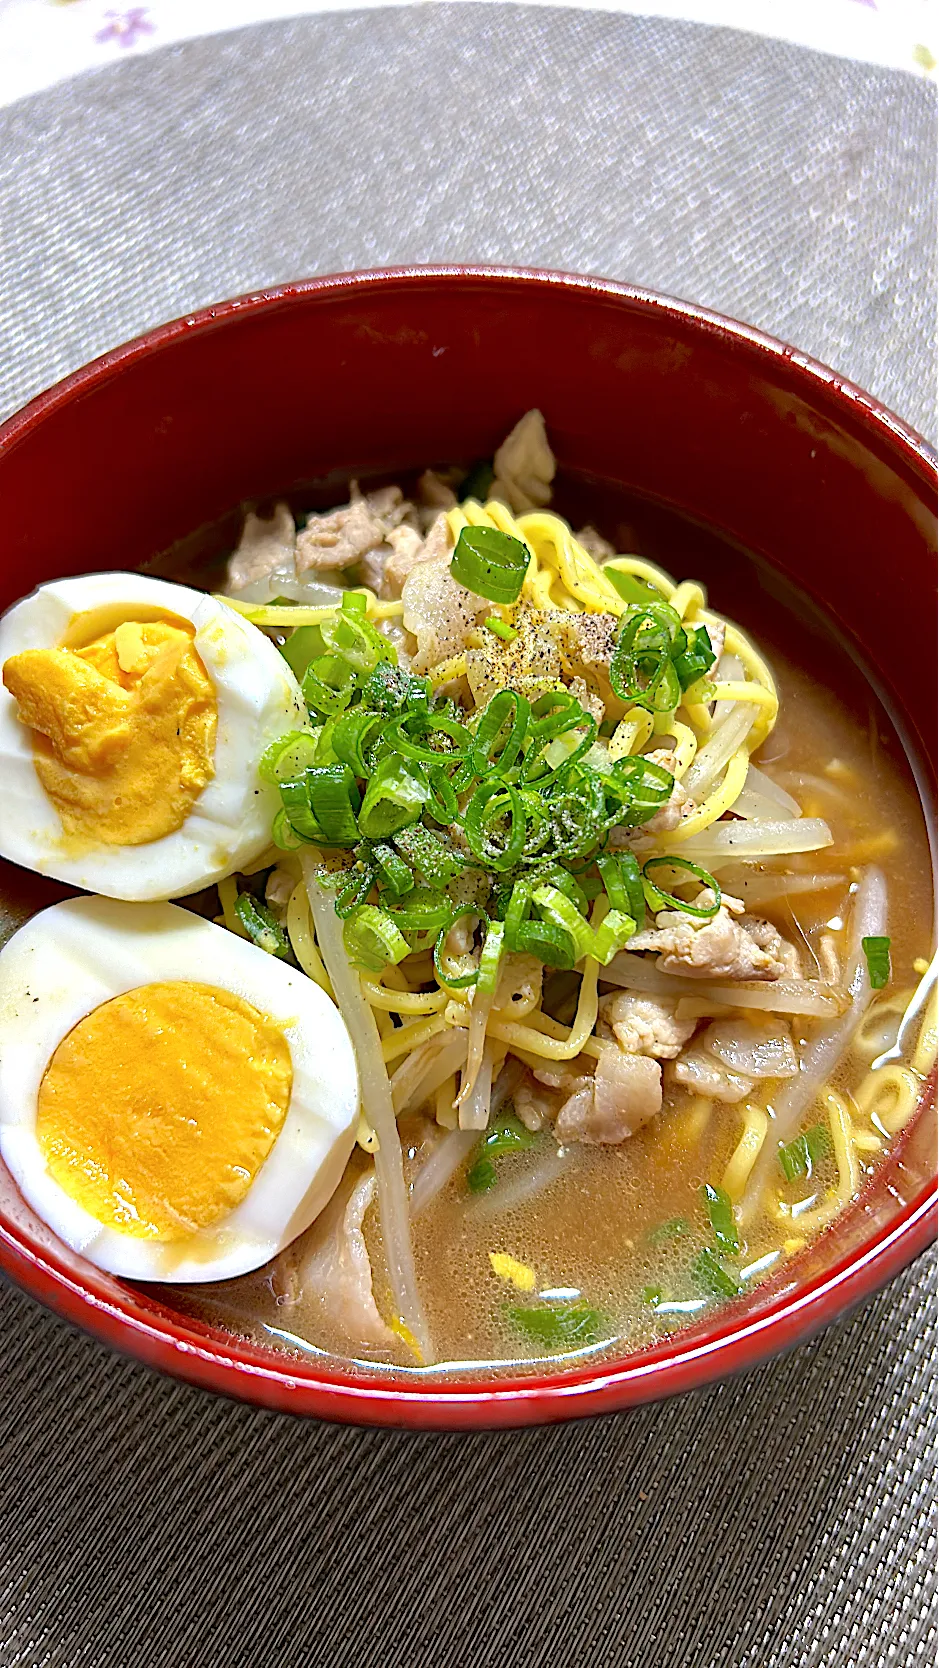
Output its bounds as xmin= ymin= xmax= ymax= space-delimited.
xmin=0 ymin=572 xmax=306 ymax=899
xmin=0 ymin=897 xmax=359 ymax=1282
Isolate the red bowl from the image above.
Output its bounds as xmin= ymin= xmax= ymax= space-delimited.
xmin=0 ymin=267 xmax=934 ymax=1428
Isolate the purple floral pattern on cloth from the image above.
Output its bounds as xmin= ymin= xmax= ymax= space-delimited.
xmin=95 ymin=8 xmax=155 ymax=47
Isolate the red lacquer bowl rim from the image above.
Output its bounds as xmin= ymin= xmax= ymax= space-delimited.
xmin=0 ymin=265 xmax=935 ymax=1429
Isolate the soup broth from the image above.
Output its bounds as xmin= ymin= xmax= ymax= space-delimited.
xmin=164 ymin=462 xmax=934 ymax=1377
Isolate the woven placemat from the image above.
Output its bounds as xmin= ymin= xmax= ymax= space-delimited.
xmin=0 ymin=12 xmax=935 ymax=1666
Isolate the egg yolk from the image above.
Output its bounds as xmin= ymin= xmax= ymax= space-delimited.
xmin=2 ymin=617 xmax=217 ymax=846
xmin=36 ymin=982 xmax=293 ymax=1241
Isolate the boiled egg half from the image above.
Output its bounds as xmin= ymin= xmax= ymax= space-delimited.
xmin=0 ymin=897 xmax=359 ymax=1282
xmin=0 ymin=572 xmax=306 ymax=899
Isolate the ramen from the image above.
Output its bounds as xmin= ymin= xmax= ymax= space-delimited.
xmin=0 ymin=411 xmax=933 ymax=1372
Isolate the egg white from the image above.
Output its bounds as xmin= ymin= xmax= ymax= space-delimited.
xmin=0 ymin=572 xmax=307 ymax=900
xmin=0 ymin=897 xmax=360 ymax=1282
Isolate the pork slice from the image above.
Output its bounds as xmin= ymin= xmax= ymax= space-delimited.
xmin=629 ymin=889 xmax=796 ymax=981
xmin=490 ymin=409 xmax=556 ymax=513
xmin=597 ymin=992 xmax=697 ymax=1060
xmin=227 ymin=502 xmax=296 ymax=593
xmin=555 ymin=1048 xmax=662 ymax=1144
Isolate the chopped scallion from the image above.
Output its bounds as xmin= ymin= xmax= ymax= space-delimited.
xmin=862 ymin=935 xmax=891 ymax=990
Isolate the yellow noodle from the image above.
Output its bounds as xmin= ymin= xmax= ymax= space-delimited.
xmin=708 ymin=681 xmax=778 ymax=712
xmin=777 ymin=1090 xmax=858 ymax=1233
xmin=664 ymin=747 xmax=750 ymax=842
xmin=602 ymin=556 xmax=674 ymax=596
xmin=609 ymin=710 xmax=654 ymax=759
xmin=669 ymin=722 xmax=699 ymax=775
xmin=427 ymin=654 xmax=467 ymax=687
xmin=487 ymin=961 xmax=600 ymax=1062
xmin=669 ymin=581 xmax=706 ymax=620
xmin=722 ymin=1104 xmax=769 ymax=1202
xmin=854 ymin=1064 xmax=922 ymax=1136
xmin=380 ymin=1013 xmax=448 ymax=1063
xmin=217 ymin=594 xmax=404 ymax=626
xmin=913 ymin=993 xmax=938 ymax=1077
xmin=362 ymin=979 xmax=449 ymax=1015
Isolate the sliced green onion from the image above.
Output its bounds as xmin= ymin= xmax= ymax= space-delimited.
xmin=360 ymin=661 xmax=430 ymax=715
xmin=451 ymin=525 xmax=530 ymax=604
xmin=433 ymin=913 xmax=481 ymax=990
xmin=319 ymin=608 xmax=390 ymax=674
xmin=506 ymin=1301 xmax=607 ymax=1348
xmin=341 ymin=589 xmax=368 ymax=614
xmin=301 ymin=655 xmax=357 ymax=717
xmin=386 ymin=710 xmax=469 ymax=766
xmin=690 ymin=1248 xmax=740 ymax=1300
xmin=701 ymin=1182 xmax=740 ymax=1256
xmin=371 ymin=843 xmax=414 ymax=899
xmin=332 ymin=708 xmax=382 ymax=776
xmin=862 ymin=935 xmax=891 ymax=990
xmin=306 ymin=764 xmax=361 ymax=846
xmin=641 ymin=1285 xmax=663 ymax=1308
xmin=463 ymin=781 xmax=526 ymax=872
xmin=470 ymin=690 xmax=530 ymax=778
xmin=476 ymin=919 xmax=505 ymax=996
xmin=258 ymin=730 xmax=320 ymax=785
xmin=278 ymin=777 xmax=327 ymax=842
xmin=384 ymin=887 xmax=452 ymax=935
xmin=602 ymin=567 xmax=666 ymax=607
xmin=342 ymin=904 xmax=410 ymax=972
xmin=647 ymin=1215 xmax=688 ymax=1245
xmin=591 ymin=909 xmax=638 ymax=965
xmin=358 ymin=754 xmax=430 ymax=840
xmin=596 ymin=851 xmax=645 ymax=925
xmin=642 ymin=856 xmax=720 ymax=917
xmin=778 ymin=1123 xmax=834 ymax=1182
xmin=673 ymin=623 xmax=717 ymax=691
xmin=234 ymin=893 xmax=291 ymax=958
xmin=609 ymin=604 xmax=684 ymax=713
xmin=531 ymin=886 xmax=594 ymax=962
xmin=272 ymin=806 xmax=305 ymax=850
xmin=424 ymin=765 xmax=459 ymax=826
xmin=605 ymin=755 xmax=674 ymax=828
xmin=393 ymin=823 xmax=470 ymax=887
xmin=334 ymin=864 xmax=376 ymax=918
xmin=514 ymin=920 xmax=576 ymax=969
xmin=467 ymin=1155 xmax=498 ymax=1192
xmin=482 ymin=1111 xmax=536 ymax=1154
xmin=280 ymin=624 xmax=322 ymax=679
xmin=484 ymin=616 xmax=519 ymax=642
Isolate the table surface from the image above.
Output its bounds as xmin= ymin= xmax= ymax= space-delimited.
xmin=0 ymin=12 xmax=936 ymax=1666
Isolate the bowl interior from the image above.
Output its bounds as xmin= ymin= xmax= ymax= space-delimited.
xmin=0 ymin=270 xmax=934 ymax=1425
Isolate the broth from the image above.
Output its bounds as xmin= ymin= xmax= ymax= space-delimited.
xmin=164 ymin=477 xmax=935 ymax=1376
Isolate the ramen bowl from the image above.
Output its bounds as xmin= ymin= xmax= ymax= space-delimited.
xmin=0 ymin=268 xmax=934 ymax=1428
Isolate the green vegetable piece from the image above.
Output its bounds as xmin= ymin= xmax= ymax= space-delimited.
xmin=507 ymin=1300 xmax=607 ymax=1349
xmin=280 ymin=625 xmax=322 ymax=680
xmin=234 ymin=893 xmax=291 ymax=959
xmin=484 ymin=616 xmax=519 ymax=642
xmin=258 ymin=730 xmax=320 ymax=785
xmin=342 ymin=905 xmax=410 ymax=973
xmin=450 ymin=525 xmax=529 ymax=605
xmin=467 ymin=1156 xmax=497 ymax=1193
xmin=647 ymin=1215 xmax=689 ymax=1245
xmin=305 ymin=764 xmax=360 ymax=846
xmin=602 ymin=566 xmax=666 ymax=607
xmin=690 ymin=1248 xmax=740 ymax=1300
xmin=483 ymin=1111 xmax=536 ymax=1155
xmin=643 ymin=857 xmax=721 ymax=918
xmin=862 ymin=935 xmax=891 ymax=990
xmin=641 ymin=1285 xmax=663 ymax=1308
xmin=778 ymin=1123 xmax=833 ymax=1182
xmin=701 ymin=1182 xmax=740 ymax=1256
xmin=358 ymin=754 xmax=431 ymax=840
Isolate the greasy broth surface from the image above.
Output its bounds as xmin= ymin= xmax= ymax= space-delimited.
xmin=165 ymin=500 xmax=934 ymax=1376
